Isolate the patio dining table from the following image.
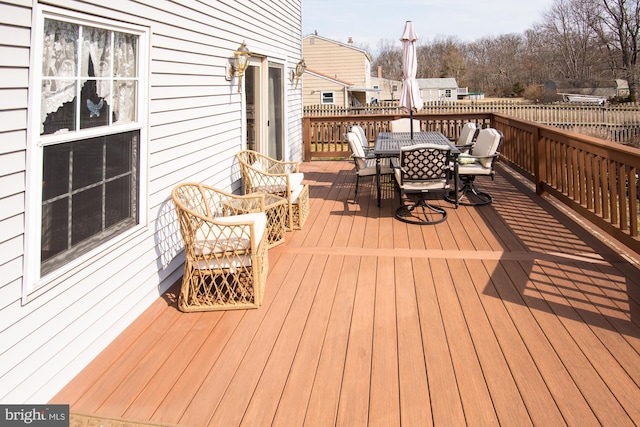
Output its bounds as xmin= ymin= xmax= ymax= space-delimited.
xmin=373 ymin=131 xmax=460 ymax=206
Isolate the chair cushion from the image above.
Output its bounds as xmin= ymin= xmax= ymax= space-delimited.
xmin=290 ymin=183 xmax=305 ymax=204
xmin=457 ymin=162 xmax=493 ymax=176
xmin=457 ymin=123 xmax=477 ymax=145
xmin=351 ymin=125 xmax=369 ymax=150
xmin=251 ymin=160 xmax=263 ymax=171
xmin=194 ymin=212 xmax=267 ymax=256
xmin=472 ymin=129 xmax=501 ymax=168
xmin=250 ymin=171 xmax=304 ymax=194
xmin=457 ymin=154 xmax=477 ymax=165
xmin=390 ymin=118 xmax=420 ymax=132
xmin=394 ymin=168 xmax=447 ymax=190
xmin=347 ymin=132 xmax=366 ymax=158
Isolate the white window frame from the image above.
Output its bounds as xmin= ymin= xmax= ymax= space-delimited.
xmin=321 ymin=91 xmax=335 ymax=104
xmin=23 ymin=6 xmax=150 ymax=302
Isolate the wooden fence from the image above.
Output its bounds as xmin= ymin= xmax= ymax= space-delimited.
xmin=302 ymin=113 xmax=640 ymax=254
xmin=304 ymin=101 xmax=640 ymax=145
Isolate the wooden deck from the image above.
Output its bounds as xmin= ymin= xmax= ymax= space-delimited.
xmin=52 ymin=160 xmax=640 ymax=427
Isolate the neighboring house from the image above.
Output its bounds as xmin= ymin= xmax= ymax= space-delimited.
xmin=544 ymin=79 xmax=630 ymax=103
xmin=370 ymin=74 xmax=402 ymax=102
xmin=417 ymin=78 xmax=460 ymax=103
xmin=468 ymin=91 xmax=486 ymax=101
xmin=302 ymin=34 xmax=377 ymax=107
xmin=302 ymin=68 xmax=352 ymax=107
xmin=0 ymin=0 xmax=303 ymax=403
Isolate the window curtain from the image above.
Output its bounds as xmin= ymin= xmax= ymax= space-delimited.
xmin=41 ymin=19 xmax=137 ymax=132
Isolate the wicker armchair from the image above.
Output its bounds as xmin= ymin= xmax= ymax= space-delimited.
xmin=171 ymin=183 xmax=269 ymax=312
xmin=236 ymin=150 xmax=309 ymax=230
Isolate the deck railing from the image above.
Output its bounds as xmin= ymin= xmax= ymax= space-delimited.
xmin=302 ymin=113 xmax=640 ymax=254
xmin=304 ymin=102 xmax=640 ymax=144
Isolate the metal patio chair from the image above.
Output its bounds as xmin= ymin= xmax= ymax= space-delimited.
xmin=393 ymin=143 xmax=456 ymax=225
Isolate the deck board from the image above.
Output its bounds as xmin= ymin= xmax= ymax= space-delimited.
xmin=394 ymin=256 xmax=430 ymax=427
xmin=369 ymin=255 xmax=400 ymax=427
xmin=51 ymin=160 xmax=640 ymax=427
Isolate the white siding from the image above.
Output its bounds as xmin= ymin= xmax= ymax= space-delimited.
xmin=0 ymin=0 xmax=303 ymax=403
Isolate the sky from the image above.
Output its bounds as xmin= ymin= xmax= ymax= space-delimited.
xmin=303 ymin=0 xmax=557 ymax=54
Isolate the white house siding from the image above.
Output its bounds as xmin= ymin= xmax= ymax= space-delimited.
xmin=0 ymin=0 xmax=302 ymax=403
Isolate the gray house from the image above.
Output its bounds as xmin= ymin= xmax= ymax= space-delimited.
xmin=544 ymin=79 xmax=630 ymax=103
xmin=417 ymin=78 xmax=460 ymax=103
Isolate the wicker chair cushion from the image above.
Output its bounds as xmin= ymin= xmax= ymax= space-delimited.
xmin=290 ymin=181 xmax=306 ymax=204
xmin=193 ymin=212 xmax=267 ymax=265
xmin=252 ymin=160 xmax=263 ymax=171
xmin=249 ymin=170 xmax=305 ymax=194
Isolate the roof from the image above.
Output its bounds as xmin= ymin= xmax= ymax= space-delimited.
xmin=304 ymin=68 xmax=352 ymax=87
xmin=303 ymin=34 xmax=373 ymax=62
xmin=546 ymin=79 xmax=629 ymax=98
xmin=417 ymin=78 xmax=458 ymax=89
xmin=546 ymin=79 xmax=628 ymax=90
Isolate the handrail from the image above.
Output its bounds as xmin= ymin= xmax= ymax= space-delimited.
xmin=302 ymin=113 xmax=493 ymax=160
xmin=492 ymin=113 xmax=639 ymax=252
xmin=302 ymin=113 xmax=640 ymax=254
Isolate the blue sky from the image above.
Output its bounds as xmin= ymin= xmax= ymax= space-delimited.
xmin=303 ymin=0 xmax=556 ymax=53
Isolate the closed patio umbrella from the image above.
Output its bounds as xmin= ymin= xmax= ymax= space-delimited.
xmin=399 ymin=21 xmax=423 ymax=139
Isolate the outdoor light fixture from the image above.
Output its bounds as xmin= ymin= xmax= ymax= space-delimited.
xmin=226 ymin=41 xmax=251 ymax=92
xmin=290 ymin=59 xmax=306 ymax=89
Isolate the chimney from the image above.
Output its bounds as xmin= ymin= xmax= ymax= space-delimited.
xmin=348 ymin=37 xmax=353 ymax=44
xmin=378 ymin=66 xmax=382 ymax=78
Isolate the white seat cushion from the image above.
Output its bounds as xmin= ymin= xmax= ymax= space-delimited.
xmin=347 ymin=132 xmax=366 ymax=159
xmin=457 ymin=123 xmax=477 ymax=145
xmin=193 ymin=212 xmax=267 ymax=269
xmin=290 ymin=182 xmax=306 ymax=204
xmin=351 ymin=125 xmax=369 ymax=149
xmin=457 ymin=162 xmax=493 ymax=176
xmin=394 ymin=168 xmax=447 ymax=190
xmin=472 ymin=129 xmax=501 ymax=168
xmin=358 ymin=162 xmax=392 ymax=177
xmin=251 ymin=171 xmax=304 ymax=194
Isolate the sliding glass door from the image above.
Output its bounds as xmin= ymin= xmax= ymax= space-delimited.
xmin=245 ymin=60 xmax=284 ymax=160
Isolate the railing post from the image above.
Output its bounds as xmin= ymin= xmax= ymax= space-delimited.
xmin=533 ymin=126 xmax=546 ymax=196
xmin=303 ymin=116 xmax=311 ymax=162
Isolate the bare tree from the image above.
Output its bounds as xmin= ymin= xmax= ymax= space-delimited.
xmin=442 ymin=43 xmax=467 ymax=84
xmin=372 ymin=39 xmax=402 ymax=80
xmin=416 ymin=36 xmax=461 ymax=79
xmin=464 ymin=34 xmax=527 ymax=96
xmin=521 ymin=27 xmax=556 ymax=85
xmin=368 ymin=0 xmax=639 ymax=101
xmin=593 ymin=0 xmax=640 ymax=99
xmin=539 ymin=0 xmax=603 ymax=79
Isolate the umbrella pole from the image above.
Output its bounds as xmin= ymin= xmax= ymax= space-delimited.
xmin=409 ymin=110 xmax=414 ymax=139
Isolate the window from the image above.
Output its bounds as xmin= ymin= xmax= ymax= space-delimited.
xmin=321 ymin=91 xmax=335 ymax=104
xmin=445 ymin=89 xmax=452 ymax=98
xmin=31 ymin=10 xmax=147 ymax=280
